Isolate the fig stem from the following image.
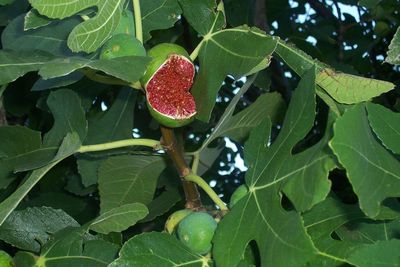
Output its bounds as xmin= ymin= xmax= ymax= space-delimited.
xmin=133 ymin=0 xmax=143 ymax=43
xmin=77 ymin=139 xmax=161 ymax=153
xmin=160 ymin=126 xmax=203 ymax=210
xmin=189 ymin=41 xmax=204 ymax=61
xmin=185 ymin=173 xmax=228 ymax=211
xmin=191 ymin=152 xmax=200 ymax=174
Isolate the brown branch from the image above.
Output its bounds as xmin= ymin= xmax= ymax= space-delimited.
xmin=307 ymin=0 xmax=335 ymax=20
xmin=160 ymin=126 xmax=202 ymax=210
xmin=333 ymin=0 xmax=344 ymax=61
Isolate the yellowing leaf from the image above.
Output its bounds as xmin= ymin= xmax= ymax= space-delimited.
xmin=316 ymin=68 xmax=394 ymax=104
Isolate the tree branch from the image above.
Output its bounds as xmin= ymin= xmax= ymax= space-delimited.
xmin=160 ymin=126 xmax=202 ymax=210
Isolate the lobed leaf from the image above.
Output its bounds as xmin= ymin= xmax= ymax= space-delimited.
xmin=179 ymin=0 xmax=225 ymax=36
xmin=89 ymin=203 xmax=148 ymax=234
xmin=29 ymin=0 xmax=126 ymax=53
xmin=14 ymin=227 xmax=119 ymax=267
xmin=330 ymin=104 xmax=400 ymax=218
xmin=276 ymin=39 xmax=395 ymax=104
xmin=2 ymin=14 xmax=78 ymax=56
xmin=98 ymin=155 xmax=166 ymax=213
xmin=0 ymin=132 xmax=81 ymax=225
xmin=367 ymin=102 xmax=400 ymax=155
xmin=214 ymin=67 xmax=334 ymax=267
xmin=141 ymin=0 xmax=182 ymax=42
xmin=192 ymin=26 xmax=277 ymax=122
xmin=385 ymin=26 xmax=400 ymax=65
xmin=199 ymin=75 xmax=285 ymax=151
xmin=0 ymin=206 xmax=79 ymax=252
xmin=109 ymin=232 xmax=211 ymax=267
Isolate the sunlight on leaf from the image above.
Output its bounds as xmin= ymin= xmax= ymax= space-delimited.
xmin=29 ymin=0 xmax=126 ymax=53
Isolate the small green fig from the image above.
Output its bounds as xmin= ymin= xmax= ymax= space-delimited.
xmin=177 ymin=212 xmax=217 ymax=255
xmin=0 ymin=250 xmax=13 ymax=267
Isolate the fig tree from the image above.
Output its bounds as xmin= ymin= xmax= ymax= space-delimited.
xmin=141 ymin=43 xmax=196 ymax=128
xmin=177 ymin=212 xmax=217 ymax=255
xmin=100 ymin=34 xmax=145 ymax=60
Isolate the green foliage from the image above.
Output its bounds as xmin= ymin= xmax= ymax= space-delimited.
xmin=386 ymin=26 xmax=400 ymax=65
xmin=0 ymin=0 xmax=399 ymax=266
xmin=99 ymin=34 xmax=145 ymax=60
xmin=0 ymin=250 xmax=13 ymax=267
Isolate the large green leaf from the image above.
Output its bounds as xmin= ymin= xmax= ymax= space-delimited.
xmin=336 ymin=217 xmax=400 ymax=244
xmin=178 ymin=0 xmax=225 ymax=36
xmin=141 ymin=0 xmax=182 ymax=42
xmin=1 ymin=14 xmax=79 ymax=56
xmin=89 ymin=203 xmax=148 ymax=234
xmin=213 ymin=67 xmax=333 ymax=267
xmin=348 ymin=240 xmax=400 ymax=267
xmin=23 ymin=9 xmax=52 ymax=30
xmin=0 ymin=126 xmax=57 ymax=188
xmin=367 ymin=102 xmax=400 ymax=155
xmin=84 ymin=88 xmax=136 ymax=145
xmin=385 ymin=26 xmax=400 ymax=65
xmin=77 ymin=88 xmax=137 ymax=187
xmin=14 ymin=227 xmax=119 ymax=267
xmin=275 ymin=40 xmax=395 ymax=104
xmin=0 ymin=89 xmax=87 ymax=188
xmin=192 ymin=27 xmax=277 ymax=122
xmin=0 ymin=132 xmax=81 ymax=225
xmin=0 ymin=50 xmax=53 ymax=85
xmin=141 ymin=188 xmax=181 ymax=222
xmin=98 ymin=155 xmax=166 ymax=213
xmin=199 ymin=75 xmax=285 ymax=151
xmin=39 ymin=56 xmax=151 ymax=83
xmin=43 ymin=89 xmax=87 ymax=146
xmin=0 ymin=206 xmax=79 ymax=252
xmin=29 ymin=0 xmax=126 ymax=53
xmin=303 ymin=197 xmax=366 ymax=266
xmin=330 ymin=104 xmax=400 ymax=218
xmin=108 ymin=232 xmax=211 ymax=266
xmin=316 ymin=69 xmax=394 ymax=104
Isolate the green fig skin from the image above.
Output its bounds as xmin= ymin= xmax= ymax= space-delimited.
xmin=100 ymin=34 xmax=146 ymax=60
xmin=147 ymin=104 xmax=195 ymax=128
xmin=141 ymin=43 xmax=196 ymax=128
xmin=0 ymin=250 xmax=13 ymax=267
xmin=177 ymin=212 xmax=217 ymax=255
xmin=229 ymin=184 xmax=249 ymax=209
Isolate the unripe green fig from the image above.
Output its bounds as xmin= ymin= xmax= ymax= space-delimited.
xmin=0 ymin=250 xmax=13 ymax=267
xmin=100 ymin=34 xmax=145 ymax=60
xmin=164 ymin=209 xmax=193 ymax=234
xmin=114 ymin=10 xmax=135 ymax=36
xmin=177 ymin=212 xmax=217 ymax=255
xmin=141 ymin=43 xmax=196 ymax=128
xmin=229 ymin=184 xmax=249 ymax=208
